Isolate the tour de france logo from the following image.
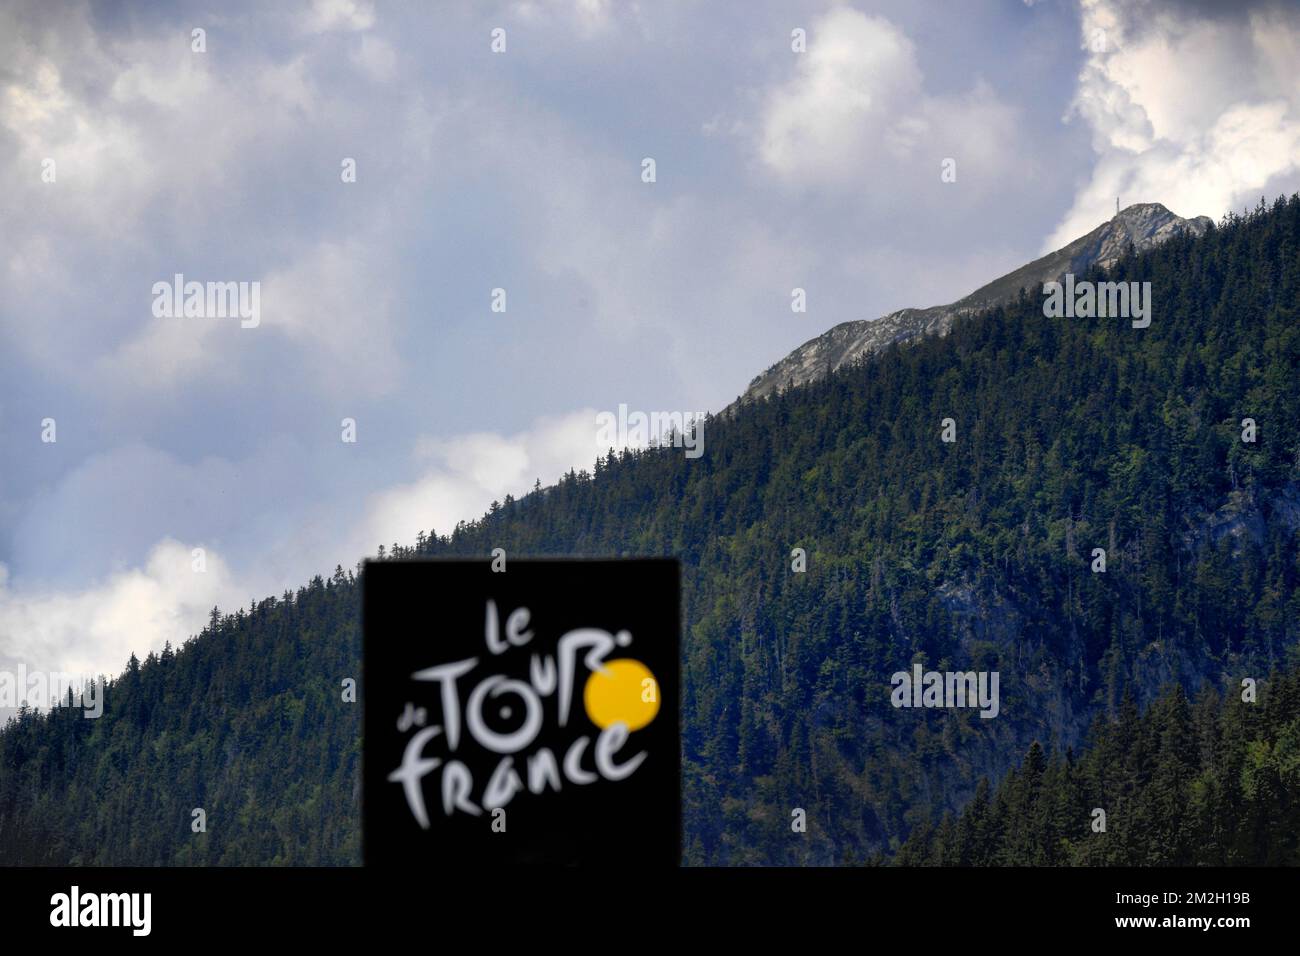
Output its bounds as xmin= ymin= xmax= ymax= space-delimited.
xmin=386 ymin=598 xmax=661 ymax=825
xmin=363 ymin=559 xmax=680 ymax=866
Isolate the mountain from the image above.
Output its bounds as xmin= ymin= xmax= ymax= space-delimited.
xmin=1 ymin=195 xmax=1297 ymax=866
xmin=735 ymin=203 xmax=1213 ymax=409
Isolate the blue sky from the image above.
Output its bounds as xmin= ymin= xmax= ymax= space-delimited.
xmin=2 ymin=0 xmax=1299 ymax=683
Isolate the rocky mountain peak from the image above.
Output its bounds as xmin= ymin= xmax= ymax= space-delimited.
xmin=732 ymin=204 xmax=1213 ymax=410
xmin=1089 ymin=202 xmax=1214 ymax=271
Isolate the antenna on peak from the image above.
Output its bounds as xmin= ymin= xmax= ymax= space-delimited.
xmin=1116 ymin=197 xmax=1120 ymax=217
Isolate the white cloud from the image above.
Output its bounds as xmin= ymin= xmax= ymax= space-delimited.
xmin=760 ymin=9 xmax=921 ymax=181
xmin=0 ymin=407 xmax=634 ymax=691
xmin=511 ymin=0 xmax=616 ymax=37
xmin=0 ymin=4 xmax=402 ymax=397
xmin=0 ymin=538 xmax=245 ymax=680
xmin=756 ymin=7 xmax=1020 ymax=194
xmin=96 ymin=227 xmax=405 ymax=404
xmin=1045 ymin=0 xmax=1300 ymax=248
xmin=358 ymin=408 xmax=615 ymax=550
xmin=109 ymin=37 xmax=215 ymax=109
xmin=302 ymin=0 xmax=376 ymax=34
xmin=0 ymin=20 xmax=159 ymax=239
xmin=351 ymin=35 xmax=397 ymax=82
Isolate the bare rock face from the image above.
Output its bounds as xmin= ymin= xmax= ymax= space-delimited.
xmin=733 ymin=203 xmax=1213 ymax=410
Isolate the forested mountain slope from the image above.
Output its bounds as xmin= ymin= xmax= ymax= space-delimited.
xmin=896 ymin=671 xmax=1300 ymax=866
xmin=2 ymin=195 xmax=1298 ymax=865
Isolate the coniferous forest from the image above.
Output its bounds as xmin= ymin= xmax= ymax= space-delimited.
xmin=895 ymin=675 xmax=1300 ymax=866
xmin=2 ymin=195 xmax=1299 ymax=866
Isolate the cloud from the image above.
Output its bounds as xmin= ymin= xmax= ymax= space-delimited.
xmin=0 ymin=538 xmax=245 ymax=681
xmin=510 ymin=0 xmax=617 ymax=37
xmin=756 ymin=7 xmax=1021 ymax=196
xmin=100 ymin=236 xmax=403 ymax=395
xmin=357 ymin=408 xmax=617 ymax=551
xmin=5 ymin=440 xmax=324 ymax=589
xmin=302 ymin=0 xmax=376 ymax=34
xmin=0 ymin=1 xmax=406 ymax=398
xmin=759 ymin=8 xmax=922 ymax=182
xmin=351 ymin=35 xmax=397 ymax=82
xmin=1045 ymin=0 xmax=1300 ymax=247
xmin=0 ymin=407 xmax=633 ymax=690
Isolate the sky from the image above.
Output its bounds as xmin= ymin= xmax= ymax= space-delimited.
xmin=2 ymin=0 xmax=1299 ymax=688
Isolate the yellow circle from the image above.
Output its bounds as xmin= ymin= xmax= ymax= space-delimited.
xmin=583 ymin=658 xmax=660 ymax=731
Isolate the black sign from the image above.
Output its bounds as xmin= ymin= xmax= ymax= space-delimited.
xmin=363 ymin=558 xmax=680 ymax=866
